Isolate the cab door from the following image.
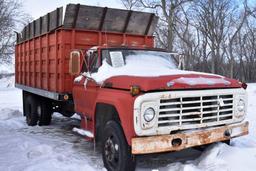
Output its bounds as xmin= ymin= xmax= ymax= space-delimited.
xmin=72 ymin=50 xmax=101 ymax=123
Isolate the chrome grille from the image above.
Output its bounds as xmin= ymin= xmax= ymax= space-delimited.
xmin=158 ymin=94 xmax=234 ymax=127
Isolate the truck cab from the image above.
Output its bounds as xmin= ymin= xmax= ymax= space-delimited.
xmin=70 ymin=46 xmax=248 ymax=171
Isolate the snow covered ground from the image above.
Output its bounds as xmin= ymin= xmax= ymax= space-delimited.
xmin=0 ymin=76 xmax=256 ymax=171
xmin=0 ymin=62 xmax=14 ymax=74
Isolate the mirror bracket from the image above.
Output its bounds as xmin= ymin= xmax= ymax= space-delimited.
xmin=178 ymin=54 xmax=185 ymax=70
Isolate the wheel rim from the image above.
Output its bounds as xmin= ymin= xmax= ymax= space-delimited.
xmin=104 ymin=135 xmax=120 ymax=169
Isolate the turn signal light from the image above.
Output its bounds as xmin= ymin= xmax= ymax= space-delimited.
xmin=130 ymin=85 xmax=140 ymax=96
xmin=63 ymin=94 xmax=69 ymax=100
xmin=241 ymin=82 xmax=248 ymax=90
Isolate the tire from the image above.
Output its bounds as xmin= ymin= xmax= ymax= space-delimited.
xmin=60 ymin=110 xmax=74 ymax=117
xmin=24 ymin=94 xmax=38 ymax=126
xmin=102 ymin=121 xmax=136 ymax=171
xmin=38 ymin=98 xmax=52 ymax=126
xmin=59 ymin=101 xmax=74 ymax=117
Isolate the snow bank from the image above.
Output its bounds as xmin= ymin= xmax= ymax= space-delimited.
xmin=0 ymin=62 xmax=14 ymax=74
xmin=0 ymin=83 xmax=102 ymax=171
xmin=0 ymin=108 xmax=24 ymax=129
xmin=91 ymin=55 xmax=222 ymax=83
xmin=0 ymin=108 xmax=22 ymax=120
xmin=0 ymin=75 xmax=15 ymax=88
xmin=0 ymin=131 xmax=98 ymax=171
xmin=0 ymin=79 xmax=22 ymax=110
xmin=165 ymin=143 xmax=256 ymax=171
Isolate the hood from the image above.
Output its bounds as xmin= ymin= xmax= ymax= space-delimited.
xmin=102 ymin=73 xmax=242 ymax=91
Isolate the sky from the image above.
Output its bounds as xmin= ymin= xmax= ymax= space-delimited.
xmin=22 ymin=0 xmax=123 ymax=19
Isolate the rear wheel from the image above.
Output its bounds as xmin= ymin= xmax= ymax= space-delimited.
xmin=102 ymin=121 xmax=136 ymax=171
xmin=24 ymin=94 xmax=38 ymax=126
xmin=38 ymin=98 xmax=52 ymax=126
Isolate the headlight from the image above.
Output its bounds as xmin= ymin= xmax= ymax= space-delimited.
xmin=235 ymin=98 xmax=246 ymax=119
xmin=143 ymin=107 xmax=155 ymax=122
xmin=237 ymin=99 xmax=245 ymax=112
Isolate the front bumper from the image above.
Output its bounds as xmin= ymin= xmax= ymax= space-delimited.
xmin=131 ymin=121 xmax=249 ymax=154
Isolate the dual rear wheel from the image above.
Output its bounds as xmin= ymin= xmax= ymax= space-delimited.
xmin=23 ymin=92 xmax=52 ymax=126
xmin=24 ymin=91 xmax=136 ymax=170
xmin=24 ymin=93 xmax=136 ymax=170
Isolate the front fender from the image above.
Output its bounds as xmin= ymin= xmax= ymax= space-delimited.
xmin=95 ymin=88 xmax=136 ymax=145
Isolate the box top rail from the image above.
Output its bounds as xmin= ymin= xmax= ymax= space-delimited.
xmin=16 ymin=4 xmax=158 ymax=44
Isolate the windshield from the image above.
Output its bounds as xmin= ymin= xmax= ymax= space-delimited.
xmin=102 ymin=49 xmax=178 ymax=69
xmin=90 ymin=49 xmax=180 ymax=84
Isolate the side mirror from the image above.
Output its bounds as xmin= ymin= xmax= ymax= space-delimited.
xmin=178 ymin=54 xmax=185 ymax=70
xmin=69 ymin=50 xmax=81 ymax=75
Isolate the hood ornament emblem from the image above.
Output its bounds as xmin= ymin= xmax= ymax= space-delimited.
xmin=218 ymin=98 xmax=225 ymax=107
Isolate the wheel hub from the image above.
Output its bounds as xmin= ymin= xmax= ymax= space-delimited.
xmin=105 ymin=138 xmax=115 ymax=161
xmin=104 ymin=136 xmax=119 ymax=168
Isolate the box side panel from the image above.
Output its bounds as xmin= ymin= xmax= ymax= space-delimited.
xmin=15 ymin=29 xmax=67 ymax=94
xmin=15 ymin=28 xmax=154 ymax=95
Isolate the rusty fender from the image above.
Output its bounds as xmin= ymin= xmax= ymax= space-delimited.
xmin=132 ymin=121 xmax=249 ymax=154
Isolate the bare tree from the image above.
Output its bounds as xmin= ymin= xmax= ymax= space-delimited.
xmin=120 ymin=0 xmax=139 ymax=10
xmin=144 ymin=0 xmax=193 ymax=51
xmin=234 ymin=17 xmax=256 ymax=82
xmin=119 ymin=0 xmax=256 ymax=82
xmin=226 ymin=0 xmax=251 ymax=78
xmin=192 ymin=0 xmax=231 ymax=74
xmin=173 ymin=5 xmax=201 ymax=70
xmin=120 ymin=0 xmax=193 ymax=51
xmin=0 ymin=0 xmax=30 ymax=64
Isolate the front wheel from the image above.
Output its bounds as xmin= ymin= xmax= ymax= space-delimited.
xmin=102 ymin=121 xmax=136 ymax=171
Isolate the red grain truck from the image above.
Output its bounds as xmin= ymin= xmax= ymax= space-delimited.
xmin=15 ymin=4 xmax=249 ymax=171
